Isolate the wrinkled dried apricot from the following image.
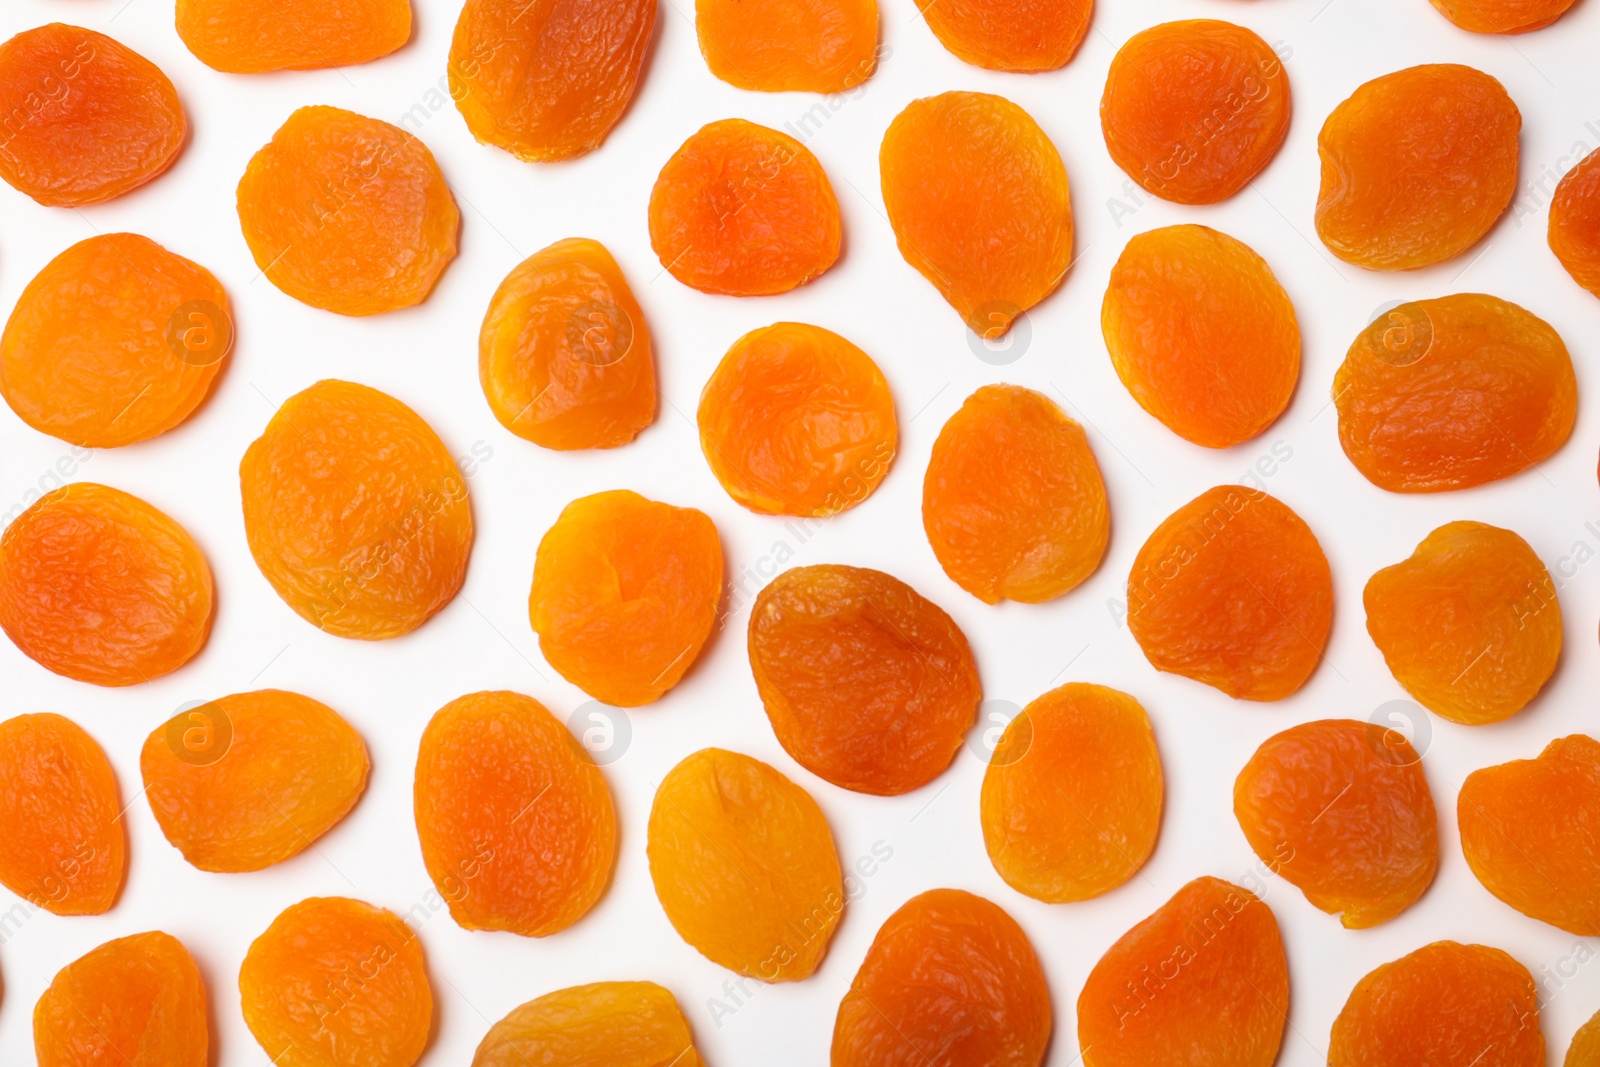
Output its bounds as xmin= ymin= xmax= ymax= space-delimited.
xmin=414 ymin=690 xmax=616 ymax=937
xmin=177 ymin=0 xmax=411 ymax=72
xmin=141 ymin=690 xmax=369 ymax=873
xmin=0 ymin=24 xmax=185 ymax=207
xmin=240 ymin=896 xmax=431 ymax=1067
xmin=1459 ymin=735 xmax=1600 ymax=936
xmin=1317 ymin=65 xmax=1519 ymax=270
xmin=981 ymin=683 xmax=1161 ymax=903
xmin=698 ymin=0 xmax=877 ymax=91
xmin=698 ymin=322 xmax=896 ymax=517
xmin=1102 ymin=224 xmax=1299 ymax=447
xmin=1334 ymin=294 xmax=1576 ymax=492
xmin=473 ymin=981 xmax=704 ymax=1067
xmin=0 ymin=483 xmax=213 ymax=686
xmin=1079 ymin=876 xmax=1287 ymax=1067
xmin=241 ymin=379 xmax=474 ymax=640
xmin=1235 ymin=719 xmax=1437 ymax=928
xmin=833 ymin=888 xmax=1051 ymax=1066
xmin=917 ymin=0 xmax=1090 ymax=71
xmin=1568 ymin=1009 xmax=1600 ymax=1067
xmin=1550 ymin=148 xmax=1600 ymax=299
xmin=750 ymin=564 xmax=980 ymax=795
xmin=529 ymin=491 xmax=722 ymax=707
xmin=1128 ymin=485 xmax=1332 ymax=701
xmin=35 ymin=931 xmax=206 ymax=1067
xmin=1428 ymin=0 xmax=1575 ymax=32
xmin=237 ymin=106 xmax=458 ymax=316
xmin=881 ymin=92 xmax=1072 ymax=336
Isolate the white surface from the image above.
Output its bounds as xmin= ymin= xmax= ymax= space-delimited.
xmin=2 ymin=0 xmax=1599 ymax=1063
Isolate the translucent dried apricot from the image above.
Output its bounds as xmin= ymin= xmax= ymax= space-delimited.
xmin=529 ymin=490 xmax=722 ymax=707
xmin=414 ymin=691 xmax=616 ymax=937
xmin=0 ymin=483 xmax=213 ymax=686
xmin=35 ymin=931 xmax=206 ymax=1067
xmin=698 ymin=322 xmax=896 ymax=517
xmin=1317 ymin=65 xmax=1519 ymax=270
xmin=1078 ymin=876 xmax=1287 ymax=1067
xmin=0 ymin=24 xmax=185 ymax=207
xmin=1568 ymin=1008 xmax=1600 ymax=1067
xmin=1550 ymin=147 xmax=1600 ymax=299
xmin=237 ymin=106 xmax=458 ymax=316
xmin=241 ymin=379 xmax=474 ymax=640
xmin=1127 ymin=485 xmax=1331 ymax=701
xmin=473 ymin=981 xmax=704 ymax=1067
xmin=1334 ymin=294 xmax=1576 ymax=492
xmin=881 ymin=92 xmax=1072 ymax=335
xmin=1428 ymin=0 xmax=1575 ymax=32
xmin=833 ymin=888 xmax=1051 ymax=1066
xmin=1102 ymin=224 xmax=1299 ymax=447
xmin=177 ymin=0 xmax=411 ymax=73
xmin=698 ymin=0 xmax=878 ymax=91
xmin=917 ymin=0 xmax=1090 ymax=72
xmin=749 ymin=564 xmax=980 ymax=795
xmin=141 ymin=690 xmax=369 ymax=873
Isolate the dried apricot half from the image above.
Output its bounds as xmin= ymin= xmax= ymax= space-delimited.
xmin=35 ymin=931 xmax=206 ymax=1067
xmin=473 ymin=981 xmax=704 ymax=1067
xmin=177 ymin=0 xmax=411 ymax=72
xmin=918 ymin=0 xmax=1090 ymax=72
xmin=1550 ymin=147 xmax=1600 ymax=299
xmin=1427 ymin=0 xmax=1576 ymax=32
xmin=414 ymin=690 xmax=616 ymax=937
xmin=1568 ymin=1008 xmax=1600 ymax=1067
xmin=698 ymin=0 xmax=878 ymax=91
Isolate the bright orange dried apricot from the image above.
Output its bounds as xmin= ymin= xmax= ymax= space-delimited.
xmin=0 ymin=483 xmax=213 ymax=686
xmin=35 ymin=931 xmax=206 ymax=1067
xmin=1550 ymin=147 xmax=1600 ymax=299
xmin=1102 ymin=224 xmax=1299 ymax=447
xmin=529 ymin=490 xmax=722 ymax=707
xmin=473 ymin=981 xmax=704 ymax=1067
xmin=1428 ymin=0 xmax=1576 ymax=32
xmin=917 ymin=0 xmax=1090 ymax=71
xmin=698 ymin=0 xmax=878 ymax=91
xmin=414 ymin=690 xmax=616 ymax=937
xmin=1317 ymin=65 xmax=1519 ymax=270
xmin=237 ymin=106 xmax=458 ymax=316
xmin=241 ymin=379 xmax=474 ymax=640
xmin=177 ymin=0 xmax=411 ymax=72
xmin=1567 ymin=1008 xmax=1600 ymax=1067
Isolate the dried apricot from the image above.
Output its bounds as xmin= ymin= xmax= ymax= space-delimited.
xmin=917 ymin=0 xmax=1090 ymax=72
xmin=1334 ymin=294 xmax=1575 ymax=492
xmin=0 ymin=24 xmax=185 ymax=207
xmin=414 ymin=691 xmax=616 ymax=937
xmin=241 ymin=379 xmax=474 ymax=640
xmin=1102 ymin=224 xmax=1299 ymax=447
xmin=141 ymin=690 xmax=369 ymax=873
xmin=0 ymin=483 xmax=213 ymax=686
xmin=1127 ymin=485 xmax=1332 ymax=701
xmin=240 ymin=896 xmax=431 ymax=1067
xmin=698 ymin=322 xmax=896 ymax=517
xmin=177 ymin=0 xmax=411 ymax=72
xmin=1568 ymin=1009 xmax=1600 ymax=1067
xmin=698 ymin=0 xmax=878 ymax=91
xmin=1235 ymin=719 xmax=1437 ymax=928
xmin=881 ymin=92 xmax=1071 ymax=335
xmin=749 ymin=564 xmax=980 ymax=795
xmin=237 ymin=106 xmax=458 ymax=316
xmin=1317 ymin=65 xmax=1519 ymax=270
xmin=1550 ymin=147 xmax=1600 ymax=299
xmin=473 ymin=981 xmax=704 ymax=1067
xmin=1459 ymin=735 xmax=1600 ymax=936
xmin=1078 ymin=876 xmax=1287 ymax=1067
xmin=35 ymin=931 xmax=206 ymax=1067
xmin=529 ymin=490 xmax=722 ymax=707
xmin=833 ymin=888 xmax=1050 ymax=1067
xmin=1428 ymin=0 xmax=1575 ymax=32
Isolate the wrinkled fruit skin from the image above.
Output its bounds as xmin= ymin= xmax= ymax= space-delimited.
xmin=241 ymin=379 xmax=474 ymax=640
xmin=1567 ymin=1008 xmax=1600 ymax=1067
xmin=0 ymin=713 xmax=124 ymax=915
xmin=698 ymin=0 xmax=878 ymax=91
xmin=1079 ymin=876 xmax=1288 ymax=1067
xmin=473 ymin=981 xmax=705 ymax=1067
xmin=141 ymin=690 xmax=370 ymax=873
xmin=1549 ymin=147 xmax=1600 ymax=298
xmin=1428 ymin=0 xmax=1575 ymax=32
xmin=480 ymin=237 xmax=656 ymax=450
xmin=1128 ymin=485 xmax=1332 ymax=701
xmin=833 ymin=888 xmax=1051 ymax=1067
xmin=1334 ymin=293 xmax=1575 ymax=492
xmin=1459 ymin=735 xmax=1600 ymax=936
xmin=237 ymin=105 xmax=459 ymax=316
xmin=917 ymin=0 xmax=1090 ymax=72
xmin=649 ymin=119 xmax=841 ymax=296
xmin=750 ymin=564 xmax=981 ymax=795
xmin=177 ymin=0 xmax=411 ymax=73
xmin=924 ymin=384 xmax=1107 ymax=604
xmin=1234 ymin=719 xmax=1437 ymax=928
xmin=35 ymin=931 xmax=207 ymax=1067
xmin=1103 ymin=224 xmax=1299 ymax=448
xmin=451 ymin=0 xmax=655 ymax=161
xmin=240 ymin=896 xmax=432 ymax=1067
xmin=881 ymin=92 xmax=1072 ymax=335
xmin=529 ymin=490 xmax=722 ymax=706
xmin=698 ymin=322 xmax=896 ymax=517
xmin=414 ymin=691 xmax=617 ymax=937
xmin=0 ymin=24 xmax=185 ymax=207
xmin=0 ymin=482 xmax=214 ymax=686
xmin=1 ymin=233 xmax=230 ymax=448
xmin=1316 ymin=65 xmax=1519 ymax=270
xmin=1366 ymin=522 xmax=1560 ymax=724
xmin=980 ymin=683 xmax=1162 ymax=903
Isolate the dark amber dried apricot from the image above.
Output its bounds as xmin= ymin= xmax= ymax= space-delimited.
xmin=1428 ymin=0 xmax=1575 ymax=32
xmin=35 ymin=931 xmax=206 ymax=1067
xmin=414 ymin=690 xmax=616 ymax=937
xmin=918 ymin=0 xmax=1090 ymax=72
xmin=1568 ymin=1008 xmax=1600 ymax=1067
xmin=1127 ymin=485 xmax=1332 ymax=701
xmin=1550 ymin=148 xmax=1600 ymax=299
xmin=1235 ymin=719 xmax=1437 ymax=928
xmin=833 ymin=888 xmax=1051 ymax=1067
xmin=0 ymin=483 xmax=213 ymax=686
xmin=698 ymin=0 xmax=878 ymax=91
xmin=241 ymin=379 xmax=474 ymax=640
xmin=473 ymin=981 xmax=705 ymax=1067
xmin=177 ymin=0 xmax=410 ymax=73
xmin=1102 ymin=224 xmax=1299 ymax=447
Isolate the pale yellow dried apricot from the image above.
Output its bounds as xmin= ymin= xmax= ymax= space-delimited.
xmin=473 ymin=981 xmax=704 ymax=1067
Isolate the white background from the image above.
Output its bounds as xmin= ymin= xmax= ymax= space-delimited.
xmin=2 ymin=0 xmax=1599 ymax=1062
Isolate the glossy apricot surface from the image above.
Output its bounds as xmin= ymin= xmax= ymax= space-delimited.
xmin=35 ymin=931 xmax=207 ymax=1067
